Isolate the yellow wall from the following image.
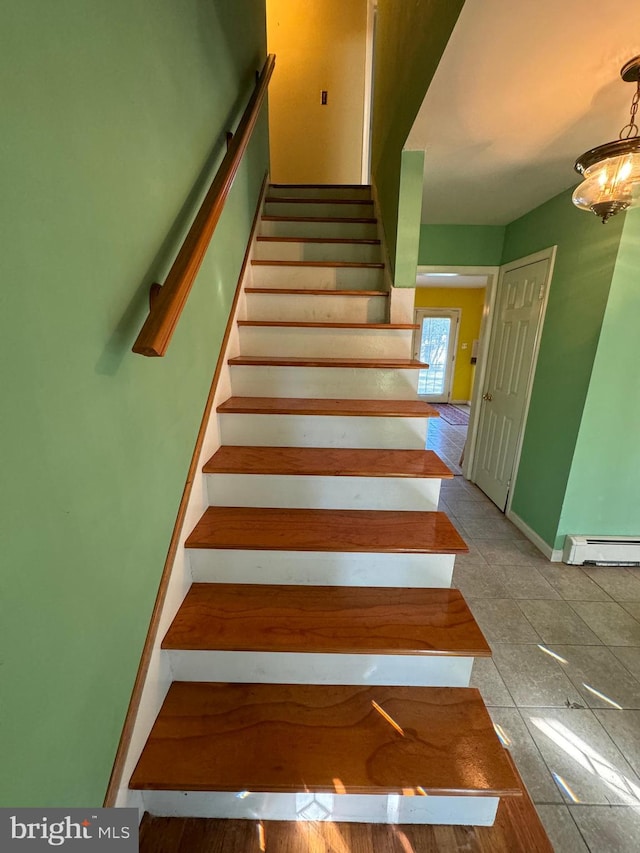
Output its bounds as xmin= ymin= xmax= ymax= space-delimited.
xmin=266 ymin=0 xmax=367 ymax=183
xmin=414 ymin=287 xmax=486 ymax=402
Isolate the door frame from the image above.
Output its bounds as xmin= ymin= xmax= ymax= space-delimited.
xmin=361 ymin=0 xmax=377 ymax=182
xmin=413 ymin=307 xmax=461 ymax=402
xmin=416 ymin=264 xmax=500 ymax=477
xmin=468 ymin=247 xmax=557 ymax=513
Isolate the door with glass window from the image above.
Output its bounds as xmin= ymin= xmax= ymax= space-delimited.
xmin=413 ymin=308 xmax=460 ymax=402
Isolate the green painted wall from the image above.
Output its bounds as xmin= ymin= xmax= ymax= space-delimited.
xmin=371 ymin=0 xmax=464 ymax=269
xmin=394 ymin=150 xmax=425 ymax=287
xmin=0 ymin=0 xmax=268 ymax=807
xmin=557 ymin=206 xmax=640 ymax=545
xmin=504 ymin=190 xmax=624 ymax=548
xmin=419 ymin=224 xmax=505 ymax=267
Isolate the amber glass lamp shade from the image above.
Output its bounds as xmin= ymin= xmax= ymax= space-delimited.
xmin=572 ymin=145 xmax=640 ymax=222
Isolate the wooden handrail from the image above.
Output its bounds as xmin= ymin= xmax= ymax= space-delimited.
xmin=132 ymin=54 xmax=276 ymax=357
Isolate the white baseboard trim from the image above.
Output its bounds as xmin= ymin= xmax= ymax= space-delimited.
xmin=506 ymin=510 xmax=563 ymax=562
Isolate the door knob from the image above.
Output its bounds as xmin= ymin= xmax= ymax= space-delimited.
xmin=482 ymin=392 xmax=493 ymax=401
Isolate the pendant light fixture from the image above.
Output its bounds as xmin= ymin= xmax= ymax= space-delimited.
xmin=573 ymin=56 xmax=640 ymax=223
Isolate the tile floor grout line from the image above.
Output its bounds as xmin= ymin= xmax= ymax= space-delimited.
xmin=511 ymin=706 xmax=567 ymax=805
xmin=566 ymin=804 xmax=595 ymax=852
xmin=565 ymin=598 xmax=640 ymax=645
xmin=609 ymin=646 xmax=640 ymax=682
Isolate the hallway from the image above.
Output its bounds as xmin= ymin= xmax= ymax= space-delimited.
xmin=435 ymin=417 xmax=640 ymax=851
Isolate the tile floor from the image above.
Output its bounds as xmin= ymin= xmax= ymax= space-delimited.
xmin=429 ymin=413 xmax=640 ymax=852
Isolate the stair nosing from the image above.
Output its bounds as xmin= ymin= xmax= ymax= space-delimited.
xmin=256 ymin=236 xmax=381 ymax=245
xmin=161 ymin=583 xmax=491 ymax=657
xmin=216 ymin=396 xmax=440 ymax=418
xmin=262 ymin=215 xmax=377 ymax=224
xmin=185 ymin=507 xmax=467 ymax=554
xmin=265 ymin=197 xmax=374 ymax=206
xmin=251 ymin=260 xmax=384 ymax=269
xmin=245 ymin=288 xmax=388 ymax=297
xmin=269 ymin=183 xmax=372 ymax=190
xmin=129 ymin=683 xmax=521 ymax=797
xmin=203 ymin=447 xmax=453 ymax=479
xmin=237 ymin=320 xmax=418 ymax=329
xmin=227 ymin=356 xmax=428 ymax=369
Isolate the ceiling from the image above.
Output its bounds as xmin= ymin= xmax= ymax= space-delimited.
xmin=407 ymin=0 xmax=640 ymax=225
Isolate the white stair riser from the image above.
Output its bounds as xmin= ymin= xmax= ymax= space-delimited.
xmin=190 ymin=550 xmax=455 ymax=588
xmin=218 ymin=413 xmax=429 ymax=449
xmin=229 ymin=366 xmax=419 ymax=399
xmin=255 ymin=239 xmax=382 ymax=264
xmin=251 ymin=264 xmax=384 ymax=290
xmin=260 ymin=218 xmax=378 ymax=239
xmin=206 ymin=474 xmax=441 ymax=510
xmin=246 ymin=292 xmax=387 ymax=323
xmin=268 ymin=185 xmax=372 ymax=200
xmin=141 ymin=791 xmax=499 ymax=824
xmin=238 ymin=326 xmax=414 ymax=359
xmin=265 ymin=201 xmax=375 ymax=219
xmin=167 ymin=650 xmax=473 ymax=687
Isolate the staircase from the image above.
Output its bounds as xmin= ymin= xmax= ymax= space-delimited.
xmin=128 ymin=184 xmax=521 ymax=825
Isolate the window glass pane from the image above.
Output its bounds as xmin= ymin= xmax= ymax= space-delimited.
xmin=417 ymin=316 xmax=451 ymax=395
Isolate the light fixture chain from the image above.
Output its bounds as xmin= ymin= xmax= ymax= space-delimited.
xmin=619 ymin=75 xmax=640 ymax=139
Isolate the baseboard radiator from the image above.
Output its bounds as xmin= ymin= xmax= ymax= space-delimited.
xmin=563 ymin=535 xmax=640 ymax=566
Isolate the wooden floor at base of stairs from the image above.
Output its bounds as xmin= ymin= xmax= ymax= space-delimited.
xmin=138 ymin=750 xmax=552 ymax=853
xmin=162 ymin=584 xmax=491 ymax=656
xmin=203 ymin=446 xmax=453 ymax=479
xmin=185 ymin=507 xmax=467 ymax=554
xmin=217 ymin=397 xmax=439 ymax=418
xmin=130 ymin=683 xmax=520 ymax=796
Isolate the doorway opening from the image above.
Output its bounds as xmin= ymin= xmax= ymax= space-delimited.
xmin=414 ymin=266 xmax=495 ymax=477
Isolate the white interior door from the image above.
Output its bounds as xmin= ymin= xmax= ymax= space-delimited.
xmin=473 ymin=257 xmax=551 ymax=510
xmin=413 ymin=308 xmax=460 ymax=402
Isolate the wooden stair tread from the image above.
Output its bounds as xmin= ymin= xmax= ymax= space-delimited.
xmin=204 ymin=447 xmax=453 ymax=478
xmin=217 ymin=396 xmax=440 ymax=417
xmin=265 ymin=196 xmax=374 ymax=206
xmin=238 ymin=320 xmax=418 ymax=328
xmin=228 ymin=356 xmax=428 ymax=368
xmin=251 ymin=259 xmax=384 ymax=268
xmin=185 ymin=507 xmax=467 ymax=554
xmin=270 ymin=183 xmax=372 ymax=190
xmin=257 ymin=236 xmax=381 ymax=245
xmin=245 ymin=287 xmax=387 ymax=297
xmin=262 ymin=215 xmax=377 ymax=224
xmin=129 ymin=682 xmax=520 ymax=795
xmin=162 ymin=584 xmax=491 ymax=656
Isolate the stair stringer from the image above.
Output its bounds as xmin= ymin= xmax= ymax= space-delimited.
xmin=107 ymin=182 xmax=267 ymax=811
